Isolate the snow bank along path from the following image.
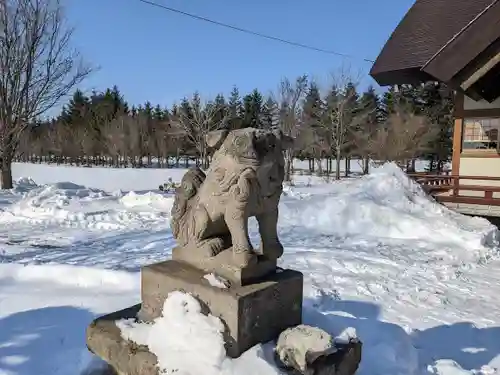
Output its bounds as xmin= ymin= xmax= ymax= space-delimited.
xmin=0 ymin=162 xmax=499 ymax=375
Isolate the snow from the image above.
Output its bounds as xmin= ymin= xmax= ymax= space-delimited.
xmin=203 ymin=273 xmax=229 ymax=289
xmin=118 ymin=292 xmax=227 ymax=375
xmin=0 ymin=161 xmax=499 ymax=375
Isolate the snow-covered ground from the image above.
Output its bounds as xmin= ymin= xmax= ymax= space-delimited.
xmin=0 ymin=162 xmax=498 ymax=375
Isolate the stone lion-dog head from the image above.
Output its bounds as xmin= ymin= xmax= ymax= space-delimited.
xmin=205 ymin=127 xmax=294 ymax=198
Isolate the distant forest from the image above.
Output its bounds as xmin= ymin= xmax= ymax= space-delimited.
xmin=16 ymin=75 xmax=454 ymax=179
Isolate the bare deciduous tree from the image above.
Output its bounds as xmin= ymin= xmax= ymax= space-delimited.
xmin=102 ymin=115 xmax=129 ymax=167
xmin=171 ymin=95 xmax=229 ymax=169
xmin=0 ymin=0 xmax=92 ymax=187
xmin=367 ymin=103 xmax=438 ymax=167
xmin=275 ymin=75 xmax=308 ymax=182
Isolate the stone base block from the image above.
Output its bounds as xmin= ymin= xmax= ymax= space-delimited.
xmin=139 ymin=260 xmax=303 ymax=357
xmin=172 ymin=246 xmax=277 ymax=286
xmin=86 ymin=304 xmax=158 ymax=375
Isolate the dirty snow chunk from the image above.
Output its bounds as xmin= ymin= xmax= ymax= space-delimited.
xmin=204 ymin=273 xmax=229 ymax=289
xmin=117 ymin=291 xmax=227 ymax=375
xmin=276 ymin=325 xmax=335 ymax=374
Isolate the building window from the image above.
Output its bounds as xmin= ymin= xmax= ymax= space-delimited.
xmin=462 ymin=118 xmax=500 ymax=151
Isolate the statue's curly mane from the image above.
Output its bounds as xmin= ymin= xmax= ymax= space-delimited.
xmin=170 ymin=167 xmax=205 ymax=242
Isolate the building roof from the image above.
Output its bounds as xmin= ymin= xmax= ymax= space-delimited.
xmin=370 ymin=0 xmax=499 ymax=86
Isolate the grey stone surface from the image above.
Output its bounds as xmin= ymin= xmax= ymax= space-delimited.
xmin=138 ymin=259 xmax=303 ymax=358
xmin=275 ymin=325 xmax=362 ymax=375
xmin=170 ymin=127 xmax=294 ymax=270
xmin=172 ymin=245 xmax=276 ymax=286
xmin=86 ymin=305 xmax=159 ymax=375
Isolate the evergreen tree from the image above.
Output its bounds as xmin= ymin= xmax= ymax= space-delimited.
xmin=242 ymin=88 xmax=263 ymax=128
xmin=227 ymin=86 xmax=243 ymax=130
xmin=358 ymin=86 xmax=381 ymax=173
xmin=301 ymin=82 xmax=325 ymax=164
xmin=419 ymin=82 xmax=454 ymax=171
xmin=61 ymin=89 xmax=90 ymax=125
xmin=111 ymin=85 xmax=128 ymax=115
xmin=212 ymin=93 xmax=228 ymax=128
xmin=381 ymin=86 xmax=398 ymax=120
xmin=359 ymin=86 xmax=381 ymax=123
xmin=143 ymin=101 xmax=153 ymax=119
xmin=261 ymin=96 xmax=279 ymax=129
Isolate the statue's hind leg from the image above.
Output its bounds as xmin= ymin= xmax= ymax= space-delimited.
xmin=191 ymin=206 xmax=228 ymax=258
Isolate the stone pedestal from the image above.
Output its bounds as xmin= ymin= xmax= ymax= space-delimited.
xmin=139 ymin=260 xmax=303 ymax=357
xmin=86 ymin=260 xmax=304 ymax=373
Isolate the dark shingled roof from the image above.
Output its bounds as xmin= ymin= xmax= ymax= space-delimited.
xmin=370 ymin=0 xmax=498 ymax=86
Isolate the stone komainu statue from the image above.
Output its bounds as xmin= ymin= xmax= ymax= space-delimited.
xmin=170 ymin=127 xmax=293 ymax=268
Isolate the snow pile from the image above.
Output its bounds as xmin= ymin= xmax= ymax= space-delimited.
xmin=0 ymin=180 xmax=172 ymax=230
xmin=281 ymin=163 xmax=499 ymax=253
xmin=282 ymin=184 xmax=311 ymax=199
xmin=118 ymin=291 xmax=228 ymax=375
xmin=120 ymin=190 xmax=174 ymax=213
xmin=12 ymin=176 xmax=39 ymax=194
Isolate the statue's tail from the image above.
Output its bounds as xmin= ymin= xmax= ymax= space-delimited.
xmin=170 ymin=166 xmax=206 ymax=243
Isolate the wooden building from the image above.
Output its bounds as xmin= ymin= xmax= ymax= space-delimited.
xmin=370 ymin=0 xmax=500 ymax=216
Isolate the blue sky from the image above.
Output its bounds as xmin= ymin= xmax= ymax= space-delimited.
xmin=65 ymin=0 xmax=415 ymax=108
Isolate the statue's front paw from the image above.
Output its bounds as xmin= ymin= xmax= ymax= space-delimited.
xmin=261 ymin=242 xmax=284 ymax=261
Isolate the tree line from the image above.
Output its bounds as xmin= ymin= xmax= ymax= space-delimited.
xmin=16 ymin=73 xmax=454 ymax=181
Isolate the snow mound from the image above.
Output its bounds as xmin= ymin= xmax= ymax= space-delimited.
xmin=120 ymin=191 xmax=174 ymax=213
xmin=118 ymin=291 xmax=228 ymax=375
xmin=283 ymin=184 xmax=311 ymax=199
xmin=282 ymin=163 xmax=499 ymax=252
xmin=118 ymin=291 xmax=295 ymax=375
xmin=12 ymin=176 xmax=39 ymax=194
xmin=0 ymin=180 xmax=171 ymax=230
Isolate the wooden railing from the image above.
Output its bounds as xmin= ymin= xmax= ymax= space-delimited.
xmin=409 ymin=173 xmax=500 ymax=206
xmin=407 ymin=172 xmax=453 ymax=195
